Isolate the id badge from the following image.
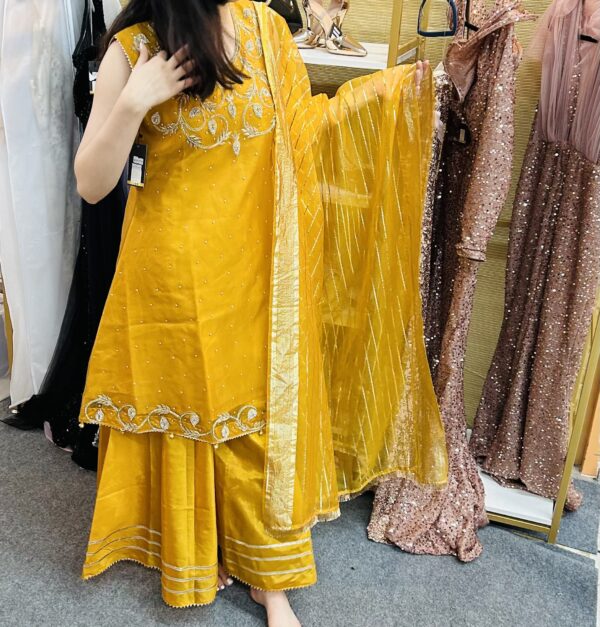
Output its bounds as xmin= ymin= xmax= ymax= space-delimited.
xmin=127 ymin=144 xmax=148 ymax=188
xmin=88 ymin=60 xmax=100 ymax=95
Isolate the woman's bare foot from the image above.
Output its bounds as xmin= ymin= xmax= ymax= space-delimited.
xmin=250 ymin=589 xmax=301 ymax=627
xmin=217 ymin=564 xmax=233 ymax=592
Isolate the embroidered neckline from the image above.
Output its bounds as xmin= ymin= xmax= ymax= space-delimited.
xmin=139 ymin=4 xmax=275 ymax=156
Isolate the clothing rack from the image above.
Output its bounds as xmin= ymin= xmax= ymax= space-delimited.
xmin=485 ymin=314 xmax=600 ymax=543
xmin=388 ymin=0 xmax=423 ymax=67
xmin=580 ymin=295 xmax=600 ymax=476
xmin=407 ymin=0 xmax=596 ymax=545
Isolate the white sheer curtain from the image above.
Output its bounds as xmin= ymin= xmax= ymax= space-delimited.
xmin=0 ymin=0 xmax=83 ymax=405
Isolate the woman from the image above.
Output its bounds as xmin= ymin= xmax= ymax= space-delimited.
xmin=75 ymin=1 xmax=447 ymax=624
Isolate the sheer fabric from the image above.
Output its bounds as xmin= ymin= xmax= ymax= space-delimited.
xmin=262 ymin=4 xmax=447 ymax=532
xmin=369 ymin=0 xmax=532 ymax=561
xmin=314 ymin=62 xmax=446 ymax=503
xmin=530 ymin=0 xmax=600 ymax=161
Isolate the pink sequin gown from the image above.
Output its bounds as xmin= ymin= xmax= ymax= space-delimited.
xmin=369 ymin=0 xmax=532 ymax=562
xmin=470 ymin=0 xmax=600 ymax=510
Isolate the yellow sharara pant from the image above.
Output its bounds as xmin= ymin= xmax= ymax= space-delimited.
xmin=82 ymin=428 xmax=317 ymax=607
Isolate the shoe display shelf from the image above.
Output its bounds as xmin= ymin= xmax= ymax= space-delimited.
xmin=299 ymin=0 xmax=424 ymax=70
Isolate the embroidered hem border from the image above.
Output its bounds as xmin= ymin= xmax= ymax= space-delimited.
xmin=81 ymin=396 xmax=266 ymax=445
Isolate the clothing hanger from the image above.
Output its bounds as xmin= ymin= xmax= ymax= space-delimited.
xmin=73 ymin=0 xmax=92 ymax=61
xmin=417 ymin=0 xmax=458 ymax=38
xmin=73 ymin=0 xmax=106 ymax=58
xmin=580 ymin=0 xmax=599 ymax=43
xmin=463 ymin=0 xmax=479 ymax=38
xmin=89 ymin=0 xmax=95 ymax=44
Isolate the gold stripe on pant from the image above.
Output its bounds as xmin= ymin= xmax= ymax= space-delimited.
xmin=83 ymin=428 xmax=316 ymax=608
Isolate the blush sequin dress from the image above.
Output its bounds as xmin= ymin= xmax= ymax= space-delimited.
xmin=369 ymin=0 xmax=532 ymax=562
xmin=470 ymin=0 xmax=600 ymax=509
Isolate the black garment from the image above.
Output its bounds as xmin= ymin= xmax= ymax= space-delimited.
xmin=255 ymin=0 xmax=303 ymax=32
xmin=73 ymin=0 xmax=107 ymax=127
xmin=4 ymin=0 xmax=127 ymax=471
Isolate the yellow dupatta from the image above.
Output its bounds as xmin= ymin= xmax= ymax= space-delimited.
xmin=256 ymin=4 xmax=447 ymax=533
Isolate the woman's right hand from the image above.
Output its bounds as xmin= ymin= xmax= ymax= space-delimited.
xmin=75 ymin=41 xmax=195 ymax=203
xmin=122 ymin=43 xmax=194 ymax=115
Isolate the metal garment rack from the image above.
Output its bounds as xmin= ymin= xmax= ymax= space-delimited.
xmin=581 ymin=298 xmax=600 ymax=477
xmin=420 ymin=0 xmax=598 ymax=547
xmin=388 ymin=0 xmax=425 ymax=67
xmin=388 ymin=0 xmax=596 ymax=545
xmin=300 ymin=0 xmax=600 ymax=545
xmin=487 ymin=315 xmax=600 ymax=543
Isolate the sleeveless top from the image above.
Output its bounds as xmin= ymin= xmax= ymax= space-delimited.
xmin=80 ymin=0 xmax=278 ymax=444
xmin=79 ymin=3 xmax=449 ymax=533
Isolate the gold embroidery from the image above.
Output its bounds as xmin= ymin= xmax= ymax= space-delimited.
xmin=132 ymin=32 xmax=160 ymax=55
xmin=224 ymin=536 xmax=310 ymax=549
xmin=83 ymin=395 xmax=265 ymax=444
xmin=133 ymin=33 xmax=149 ymax=51
xmin=227 ymin=549 xmax=314 ymax=562
xmin=226 ymin=562 xmax=315 ymax=577
xmin=148 ymin=7 xmax=275 ymax=155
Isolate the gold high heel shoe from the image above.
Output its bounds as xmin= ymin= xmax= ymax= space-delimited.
xmin=322 ymin=1 xmax=350 ymax=47
xmin=292 ymin=0 xmax=351 ymax=49
xmin=293 ymin=0 xmax=324 ymax=49
xmin=331 ymin=0 xmax=349 ymax=29
xmin=294 ymin=0 xmax=367 ymax=57
xmin=309 ymin=0 xmax=367 ymax=57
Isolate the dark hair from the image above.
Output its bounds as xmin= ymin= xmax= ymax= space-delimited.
xmin=103 ymin=0 xmax=244 ymax=100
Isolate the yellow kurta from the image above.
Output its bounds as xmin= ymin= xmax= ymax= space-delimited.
xmin=81 ymin=3 xmax=447 ymax=592
xmin=82 ymin=7 xmax=276 ymax=444
xmin=83 ymin=5 xmax=318 ymax=605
